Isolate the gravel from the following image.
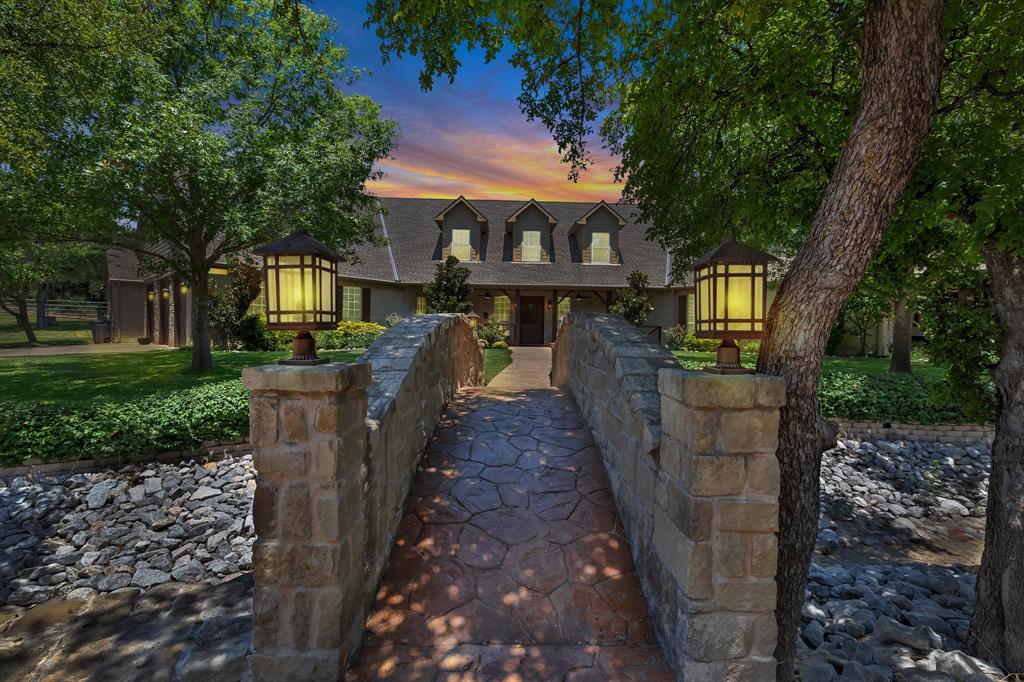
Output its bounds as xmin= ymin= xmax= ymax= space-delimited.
xmin=0 ymin=454 xmax=255 ymax=606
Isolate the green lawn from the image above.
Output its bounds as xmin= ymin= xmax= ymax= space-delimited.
xmin=0 ymin=349 xmax=364 ymax=405
xmin=0 ymin=314 xmax=93 ymax=348
xmin=0 ymin=346 xmax=516 ymax=405
xmin=484 ymin=348 xmax=513 ymax=383
xmin=673 ymin=351 xmax=947 ymax=383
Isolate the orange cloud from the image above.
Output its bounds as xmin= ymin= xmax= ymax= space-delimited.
xmin=369 ymin=119 xmax=624 ymax=202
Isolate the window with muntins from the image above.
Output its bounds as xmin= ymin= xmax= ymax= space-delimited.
xmin=493 ymin=295 xmax=511 ymax=323
xmin=522 ymin=230 xmax=542 ymax=262
xmin=557 ymin=297 xmax=571 ymax=318
xmin=451 ymin=228 xmax=472 ymax=261
xmin=342 ymin=286 xmax=362 ymax=320
xmin=415 ymin=295 xmax=427 ymax=314
xmin=591 ymin=232 xmax=611 ymax=264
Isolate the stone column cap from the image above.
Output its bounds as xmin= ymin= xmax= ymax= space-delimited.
xmin=243 ymin=362 xmax=372 ymax=394
xmin=658 ymin=368 xmax=786 ymax=409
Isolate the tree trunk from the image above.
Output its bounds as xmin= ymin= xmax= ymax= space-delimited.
xmin=757 ymin=2 xmax=946 ymax=679
xmin=35 ymin=285 xmax=49 ymax=329
xmin=968 ymin=243 xmax=1024 ymax=672
xmin=15 ymin=297 xmax=39 ymax=344
xmin=889 ymin=297 xmax=913 ymax=373
xmin=190 ymin=269 xmax=213 ymax=372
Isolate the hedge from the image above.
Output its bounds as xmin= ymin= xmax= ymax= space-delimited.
xmin=0 ymin=381 xmax=250 ymax=466
xmin=675 ymin=357 xmax=993 ymax=424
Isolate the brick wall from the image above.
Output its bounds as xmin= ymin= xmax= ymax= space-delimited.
xmin=552 ymin=312 xmax=785 ymax=680
xmin=242 ymin=314 xmax=483 ymax=680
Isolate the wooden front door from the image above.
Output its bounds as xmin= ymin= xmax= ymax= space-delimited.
xmin=518 ymin=296 xmax=545 ymax=345
xmin=158 ymin=286 xmax=169 ymax=345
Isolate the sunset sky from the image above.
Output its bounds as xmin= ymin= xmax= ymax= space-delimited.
xmin=323 ymin=2 xmax=623 ymax=202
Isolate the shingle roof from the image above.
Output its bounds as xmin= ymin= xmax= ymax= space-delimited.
xmin=338 ymin=197 xmax=676 ymax=289
xmin=105 ymin=248 xmax=142 ymax=281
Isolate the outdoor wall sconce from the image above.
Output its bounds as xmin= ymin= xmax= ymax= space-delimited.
xmin=546 ymin=301 xmax=553 ymax=311
xmin=484 ymin=291 xmax=492 ymax=299
xmin=147 ymin=291 xmax=156 ymax=302
xmin=691 ymin=235 xmax=777 ymax=374
xmin=179 ymin=284 xmax=189 ymax=295
xmin=161 ymin=289 xmax=170 ymax=299
xmin=254 ymin=229 xmax=339 ymax=366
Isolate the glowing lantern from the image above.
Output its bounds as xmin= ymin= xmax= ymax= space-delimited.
xmin=691 ymin=235 xmax=777 ymax=373
xmin=254 ymin=230 xmax=338 ymax=365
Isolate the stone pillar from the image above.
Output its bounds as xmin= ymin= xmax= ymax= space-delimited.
xmin=242 ymin=363 xmax=372 ymax=681
xmin=655 ymin=368 xmax=786 ymax=681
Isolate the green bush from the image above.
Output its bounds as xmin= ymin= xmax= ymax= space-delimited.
xmin=237 ymin=314 xmax=291 ymax=351
xmin=317 ymin=320 xmax=386 ymax=350
xmin=477 ymin=321 xmax=507 ymax=348
xmin=0 ymin=381 xmax=250 ymax=466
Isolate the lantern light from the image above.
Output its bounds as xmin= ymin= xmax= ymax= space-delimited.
xmin=161 ymin=288 xmax=170 ymax=299
xmin=483 ymin=291 xmax=492 ymax=299
xmin=690 ymin=235 xmax=777 ymax=374
xmin=147 ymin=290 xmax=156 ymax=302
xmin=253 ymin=229 xmax=339 ymax=366
xmin=466 ymin=311 xmax=481 ymax=329
xmin=179 ymin=283 xmax=189 ymax=295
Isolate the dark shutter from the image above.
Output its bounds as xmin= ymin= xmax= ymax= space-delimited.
xmin=361 ymin=288 xmax=371 ymax=322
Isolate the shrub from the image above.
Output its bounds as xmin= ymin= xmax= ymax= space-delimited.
xmin=492 ymin=341 xmax=509 ymax=349
xmin=237 ymin=314 xmax=291 ymax=351
xmin=0 ymin=381 xmax=250 ymax=466
xmin=477 ymin=321 xmax=507 ymax=348
xmin=816 ymin=370 xmax=981 ymax=423
xmin=317 ymin=320 xmax=386 ymax=350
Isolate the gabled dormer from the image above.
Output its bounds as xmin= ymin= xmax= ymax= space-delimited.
xmin=571 ymin=200 xmax=626 ymax=265
xmin=505 ymin=199 xmax=557 ymax=263
xmin=434 ymin=196 xmax=488 ymax=262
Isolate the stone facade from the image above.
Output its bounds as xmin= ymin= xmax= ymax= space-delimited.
xmin=242 ymin=314 xmax=483 ymax=681
xmin=552 ymin=312 xmax=786 ymax=680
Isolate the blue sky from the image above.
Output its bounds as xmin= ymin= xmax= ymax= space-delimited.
xmin=319 ymin=1 xmax=622 ymax=201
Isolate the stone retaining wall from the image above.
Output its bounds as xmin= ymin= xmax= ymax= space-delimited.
xmin=242 ymin=314 xmax=483 ymax=680
xmin=552 ymin=312 xmax=786 ymax=680
xmin=834 ymin=420 xmax=993 ymax=446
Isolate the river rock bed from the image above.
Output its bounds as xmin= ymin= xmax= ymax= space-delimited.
xmin=818 ymin=439 xmax=989 ymax=549
xmin=797 ymin=562 xmax=1003 ymax=681
xmin=0 ymin=454 xmax=255 ymax=607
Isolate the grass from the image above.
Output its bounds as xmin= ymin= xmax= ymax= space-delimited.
xmin=0 ymin=349 xmax=364 ymax=405
xmin=0 ymin=346 xmax=516 ymax=405
xmin=484 ymin=348 xmax=513 ymax=384
xmin=0 ymin=314 xmax=93 ymax=348
xmin=673 ymin=351 xmax=947 ymax=383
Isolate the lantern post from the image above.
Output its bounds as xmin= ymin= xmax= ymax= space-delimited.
xmin=690 ymin=235 xmax=777 ymax=374
xmin=253 ymin=229 xmax=339 ymax=366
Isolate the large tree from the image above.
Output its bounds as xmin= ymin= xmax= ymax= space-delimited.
xmin=366 ymin=1 xmax=952 ymax=677
xmin=42 ymin=0 xmax=395 ymax=372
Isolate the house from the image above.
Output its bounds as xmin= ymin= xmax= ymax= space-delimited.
xmin=104 ymin=196 xmax=703 ymax=347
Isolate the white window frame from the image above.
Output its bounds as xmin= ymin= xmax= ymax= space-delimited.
xmin=451 ymin=228 xmax=472 ymax=261
xmin=342 ymin=286 xmax=362 ymax=321
xmin=521 ymin=230 xmax=542 ymax=262
xmin=591 ymin=232 xmax=611 ymax=264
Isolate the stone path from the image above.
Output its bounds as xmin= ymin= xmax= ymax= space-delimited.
xmin=487 ymin=347 xmax=552 ymax=391
xmin=348 ymin=386 xmax=674 ymax=680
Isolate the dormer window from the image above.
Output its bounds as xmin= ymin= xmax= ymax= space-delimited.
xmin=522 ymin=230 xmax=542 ymax=262
xmin=451 ymin=228 xmax=472 ymax=261
xmin=591 ymin=232 xmax=611 ymax=264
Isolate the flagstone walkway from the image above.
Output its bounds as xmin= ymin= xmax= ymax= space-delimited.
xmin=348 ymin=376 xmax=674 ymax=680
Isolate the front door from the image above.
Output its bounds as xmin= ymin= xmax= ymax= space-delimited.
xmin=518 ymin=296 xmax=545 ymax=345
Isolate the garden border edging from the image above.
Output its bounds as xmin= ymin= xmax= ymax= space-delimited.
xmin=834 ymin=419 xmax=993 ymax=446
xmin=0 ymin=438 xmax=250 ymax=477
